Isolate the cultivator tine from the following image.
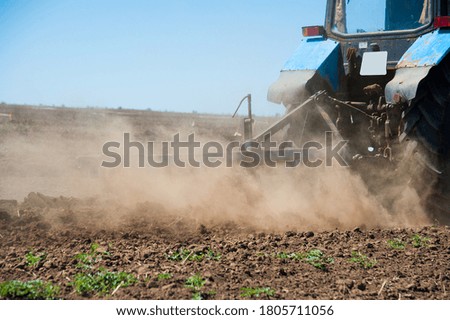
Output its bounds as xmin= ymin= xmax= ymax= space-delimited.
xmin=315 ymin=104 xmax=340 ymax=137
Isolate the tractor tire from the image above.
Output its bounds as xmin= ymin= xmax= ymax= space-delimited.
xmin=404 ymin=53 xmax=450 ymax=224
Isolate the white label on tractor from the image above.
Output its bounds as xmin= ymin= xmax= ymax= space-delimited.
xmin=360 ymin=51 xmax=388 ymax=76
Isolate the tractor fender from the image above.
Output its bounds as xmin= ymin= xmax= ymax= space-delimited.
xmin=268 ymin=37 xmax=342 ymax=107
xmin=385 ymin=29 xmax=450 ymax=103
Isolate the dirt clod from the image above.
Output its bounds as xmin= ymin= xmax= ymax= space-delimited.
xmin=305 ymin=231 xmax=315 ymax=238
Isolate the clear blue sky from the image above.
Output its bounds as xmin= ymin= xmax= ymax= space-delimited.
xmin=0 ymin=0 xmax=326 ymax=115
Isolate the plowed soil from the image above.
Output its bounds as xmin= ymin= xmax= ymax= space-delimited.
xmin=0 ymin=104 xmax=449 ymax=300
xmin=0 ymin=197 xmax=449 ymax=300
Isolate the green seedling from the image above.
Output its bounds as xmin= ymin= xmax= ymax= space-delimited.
xmin=185 ymin=274 xmax=206 ymax=291
xmin=349 ymin=251 xmax=377 ymax=269
xmin=411 ymin=234 xmax=430 ymax=248
xmin=167 ymin=248 xmax=221 ymax=262
xmin=25 ymin=251 xmax=46 ymax=267
xmin=276 ymin=252 xmax=304 ymax=260
xmin=0 ymin=280 xmax=59 ymax=300
xmin=240 ymin=287 xmax=275 ymax=298
xmin=190 ymin=290 xmax=216 ymax=300
xmin=303 ymin=249 xmax=334 ymax=270
xmin=205 ymin=249 xmax=222 ymax=261
xmin=167 ymin=248 xmax=191 ymax=261
xmin=185 ymin=274 xmax=208 ymax=300
xmin=192 ymin=291 xmax=202 ymax=300
xmin=387 ymin=239 xmax=406 ymax=250
xmin=74 ymin=252 xmax=93 ymax=268
xmin=189 ymin=252 xmax=205 ymax=262
xmin=90 ymin=243 xmax=100 ymax=252
xmin=157 ymin=273 xmax=172 ymax=281
xmin=70 ymin=271 xmax=137 ymax=296
xmin=73 ymin=243 xmax=105 ymax=269
xmin=276 ymin=250 xmax=333 ymax=270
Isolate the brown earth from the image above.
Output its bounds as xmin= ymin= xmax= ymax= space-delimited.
xmin=0 ymin=104 xmax=449 ymax=300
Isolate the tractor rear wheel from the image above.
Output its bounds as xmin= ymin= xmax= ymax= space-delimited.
xmin=404 ymin=54 xmax=450 ymax=224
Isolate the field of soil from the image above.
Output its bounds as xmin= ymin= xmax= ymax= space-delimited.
xmin=0 ymin=104 xmax=449 ymax=300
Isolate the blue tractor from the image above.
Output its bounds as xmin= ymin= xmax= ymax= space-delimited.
xmin=250 ymin=0 xmax=449 ymax=222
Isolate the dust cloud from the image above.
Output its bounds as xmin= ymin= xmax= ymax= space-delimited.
xmin=0 ymin=107 xmax=430 ymax=232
